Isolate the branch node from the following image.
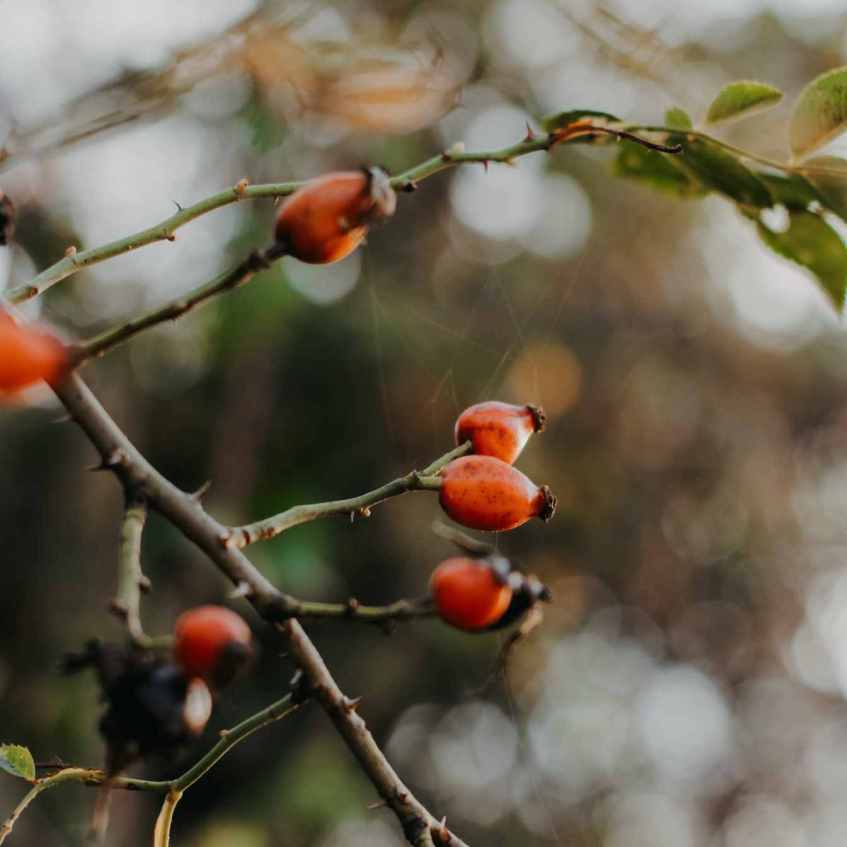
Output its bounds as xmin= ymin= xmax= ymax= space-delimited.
xmin=233 ymin=178 xmax=250 ymax=198
xmin=346 ymin=597 xmax=360 ymax=615
xmin=64 ymin=245 xmax=78 ymax=261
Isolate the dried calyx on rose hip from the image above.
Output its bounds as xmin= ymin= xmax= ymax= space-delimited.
xmin=62 ymin=641 xmax=213 ymax=775
xmin=173 ymin=605 xmax=253 ymax=689
xmin=455 ymin=401 xmax=546 ymax=465
xmin=438 ymin=455 xmax=556 ymax=532
xmin=486 ymin=570 xmax=552 ymax=631
xmin=274 ymin=166 xmax=396 ymax=264
xmin=0 ymin=309 xmax=68 ymax=394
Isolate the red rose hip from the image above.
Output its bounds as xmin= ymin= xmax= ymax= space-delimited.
xmin=274 ymin=167 xmax=396 ymax=264
xmin=438 ymin=455 xmax=556 ymax=532
xmin=0 ymin=310 xmax=68 ymax=394
xmin=430 ymin=557 xmax=513 ymax=631
xmin=174 ymin=605 xmax=253 ymax=688
xmin=455 ymin=401 xmax=545 ymax=464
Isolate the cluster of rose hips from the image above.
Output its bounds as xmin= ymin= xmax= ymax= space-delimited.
xmin=429 ymin=400 xmax=554 ymax=631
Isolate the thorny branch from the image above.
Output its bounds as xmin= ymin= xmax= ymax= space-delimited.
xmin=110 ymin=495 xmax=150 ymax=647
xmin=52 ymin=371 xmax=470 ymax=846
xmin=4 ymin=123 xmax=682 ymax=306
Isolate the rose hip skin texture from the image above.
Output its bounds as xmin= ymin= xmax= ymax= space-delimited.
xmin=455 ymin=401 xmax=546 ymax=465
xmin=430 ymin=557 xmax=513 ymax=631
xmin=0 ymin=311 xmax=67 ymax=393
xmin=438 ymin=455 xmax=557 ymax=532
xmin=174 ymin=605 xmax=252 ymax=687
xmin=274 ymin=167 xmax=396 ymax=264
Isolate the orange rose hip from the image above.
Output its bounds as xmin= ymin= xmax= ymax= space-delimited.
xmin=455 ymin=401 xmax=545 ymax=464
xmin=0 ymin=310 xmax=68 ymax=393
xmin=438 ymin=455 xmax=556 ymax=532
xmin=274 ymin=167 xmax=396 ymax=264
xmin=430 ymin=557 xmax=513 ymax=631
xmin=173 ymin=605 xmax=253 ymax=688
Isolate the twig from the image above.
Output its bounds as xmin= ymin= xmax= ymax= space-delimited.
xmin=52 ymin=371 xmax=470 ymax=846
xmin=228 ymin=443 xmax=468 ymax=548
xmin=7 ymin=123 xmax=672 ymax=306
xmin=70 ymin=244 xmax=287 ymax=365
xmin=152 ymin=789 xmax=182 ymax=847
xmin=0 ymin=768 xmax=92 ymax=845
xmin=109 ymin=494 xmax=150 ymax=647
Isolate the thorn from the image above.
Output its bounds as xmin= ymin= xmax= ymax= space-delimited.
xmin=64 ymin=245 xmax=77 ymax=260
xmin=50 ymin=413 xmax=72 ymax=424
xmin=401 ymin=180 xmax=418 ymax=193
xmin=367 ymin=799 xmax=388 ymax=811
xmin=346 ymin=597 xmax=360 ymax=614
xmin=482 ymin=160 xmax=489 ymax=172
xmin=165 ymin=233 xmax=176 ymax=242
xmin=108 ymin=598 xmax=128 ymax=619
xmin=219 ymin=728 xmax=231 ymax=738
xmin=218 ymin=531 xmax=236 ymax=549
xmin=439 ymin=817 xmax=450 ymax=843
xmin=358 ymin=506 xmax=371 ymax=518
xmin=234 ymin=178 xmax=249 ymax=197
xmin=229 ymin=580 xmax=252 ymax=599
xmin=343 ymin=696 xmax=362 ymax=713
xmin=138 ymin=575 xmax=152 ymax=593
xmin=524 ymin=122 xmax=535 ymax=141
xmin=172 ymin=200 xmax=183 ymax=212
xmin=189 ymin=480 xmax=212 ymax=502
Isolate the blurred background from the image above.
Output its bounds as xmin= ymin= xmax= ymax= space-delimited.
xmin=3 ymin=0 xmax=847 ymax=845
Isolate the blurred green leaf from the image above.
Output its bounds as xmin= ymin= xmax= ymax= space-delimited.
xmin=706 ymin=80 xmax=783 ymax=124
xmin=756 ymin=172 xmax=821 ymax=210
xmin=758 ymin=210 xmax=847 ymax=307
xmin=676 ymin=137 xmax=773 ymax=207
xmin=802 ymin=155 xmax=847 ymax=220
xmin=790 ymin=66 xmax=847 ymax=159
xmin=614 ymin=139 xmax=701 ymax=196
xmin=0 ymin=744 xmax=35 ymax=782
xmin=541 ymin=109 xmax=621 ymax=132
xmin=665 ymin=107 xmax=693 ymax=130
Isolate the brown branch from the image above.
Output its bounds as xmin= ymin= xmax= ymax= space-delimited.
xmin=52 ymin=371 xmax=469 ymax=847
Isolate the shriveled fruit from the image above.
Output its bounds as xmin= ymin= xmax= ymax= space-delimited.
xmin=173 ymin=605 xmax=253 ymax=688
xmin=274 ymin=167 xmax=396 ymax=264
xmin=0 ymin=310 xmax=67 ymax=393
xmin=430 ymin=557 xmax=513 ymax=630
xmin=438 ymin=455 xmax=556 ymax=532
xmin=455 ymin=401 xmax=545 ymax=464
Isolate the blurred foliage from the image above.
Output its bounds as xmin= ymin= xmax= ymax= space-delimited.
xmin=6 ymin=1 xmax=847 ymax=846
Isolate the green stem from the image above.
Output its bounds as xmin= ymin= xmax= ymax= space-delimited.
xmin=0 ymin=768 xmax=93 ymax=845
xmin=70 ymin=244 xmax=286 ymax=365
xmin=230 ymin=442 xmax=467 ymax=548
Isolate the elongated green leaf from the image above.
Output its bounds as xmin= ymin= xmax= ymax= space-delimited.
xmin=675 ymin=137 xmax=773 ymax=208
xmin=802 ymin=155 xmax=847 ymax=221
xmin=758 ymin=210 xmax=847 ymax=307
xmin=664 ymin=107 xmax=693 ymax=130
xmin=706 ymin=80 xmax=783 ymax=124
xmin=614 ymin=139 xmax=701 ymax=196
xmin=540 ymin=109 xmax=621 ymax=132
xmin=790 ymin=66 xmax=847 ymax=159
xmin=0 ymin=744 xmax=35 ymax=782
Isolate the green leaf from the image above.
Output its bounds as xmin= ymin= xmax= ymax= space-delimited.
xmin=614 ymin=139 xmax=701 ymax=196
xmin=706 ymin=80 xmax=783 ymax=125
xmin=675 ymin=137 xmax=773 ymax=208
xmin=756 ymin=172 xmax=822 ymax=210
xmin=665 ymin=107 xmax=693 ymax=130
xmin=540 ymin=109 xmax=621 ymax=132
xmin=790 ymin=66 xmax=847 ymax=159
xmin=758 ymin=210 xmax=847 ymax=307
xmin=802 ymin=155 xmax=847 ymax=220
xmin=0 ymin=745 xmax=35 ymax=782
